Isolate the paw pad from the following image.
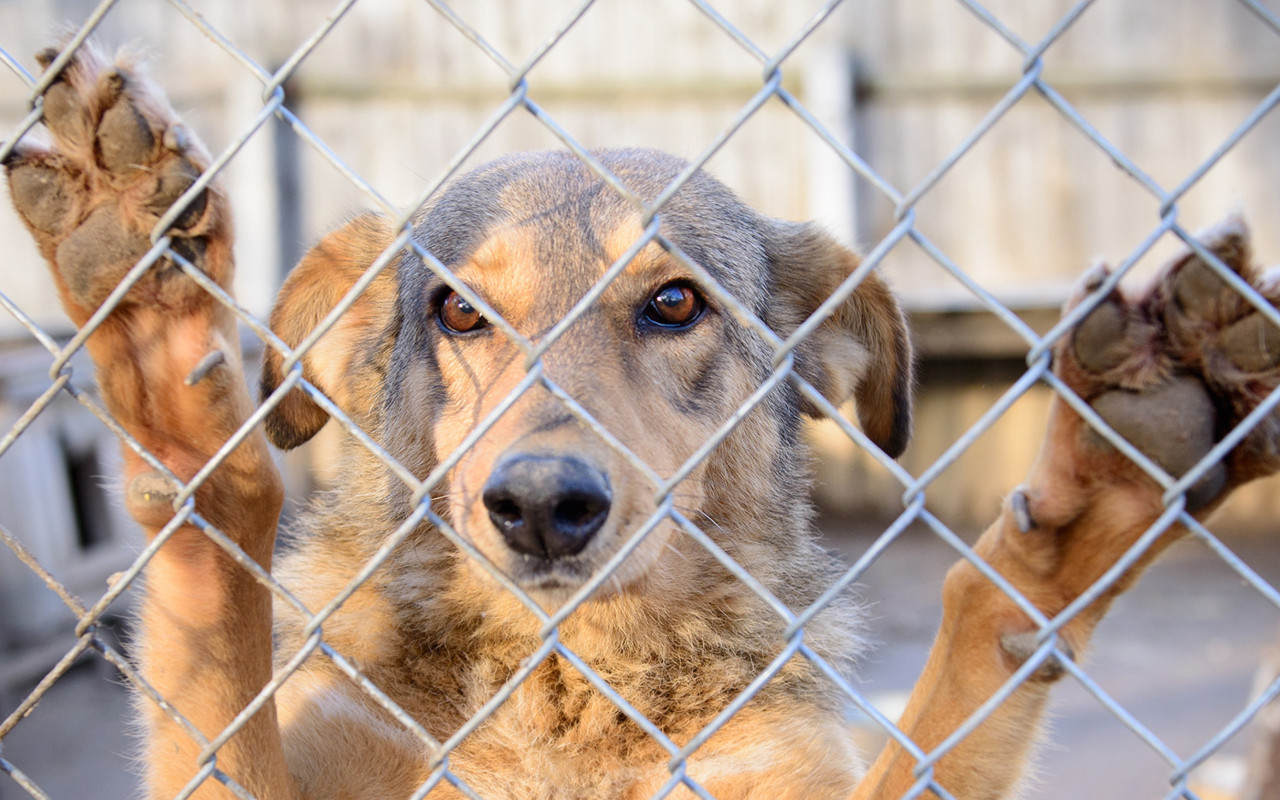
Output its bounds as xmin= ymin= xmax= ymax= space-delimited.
xmin=1218 ymin=313 xmax=1280 ymax=372
xmin=145 ymin=157 xmax=205 ymax=228
xmin=1059 ymin=220 xmax=1280 ymax=511
xmin=40 ymin=80 xmax=89 ymax=143
xmin=1170 ymin=257 xmax=1236 ymax=322
xmin=55 ymin=205 xmax=150 ymax=303
xmin=1073 ymin=299 xmax=1132 ymax=373
xmin=4 ymin=44 xmax=225 ymax=314
xmin=96 ymin=91 xmax=155 ymax=175
xmin=1089 ymin=378 xmax=1226 ymax=510
xmin=8 ymin=162 xmax=75 ymax=235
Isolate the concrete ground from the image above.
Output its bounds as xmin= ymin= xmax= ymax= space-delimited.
xmin=824 ymin=521 xmax=1280 ymax=800
xmin=1 ymin=523 xmax=1277 ymax=800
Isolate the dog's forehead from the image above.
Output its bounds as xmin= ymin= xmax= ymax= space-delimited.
xmin=411 ymin=149 xmax=770 ymax=296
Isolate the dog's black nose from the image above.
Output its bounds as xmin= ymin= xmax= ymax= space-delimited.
xmin=482 ymin=455 xmax=611 ymax=559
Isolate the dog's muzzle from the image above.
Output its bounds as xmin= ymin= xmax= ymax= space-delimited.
xmin=482 ymin=454 xmax=612 ymax=559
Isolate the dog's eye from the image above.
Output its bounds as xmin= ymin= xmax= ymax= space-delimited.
xmin=642 ymin=282 xmax=705 ymax=329
xmin=439 ymin=291 xmax=488 ymax=333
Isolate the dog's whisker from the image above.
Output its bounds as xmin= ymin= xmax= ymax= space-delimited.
xmin=680 ymin=507 xmax=728 ymax=538
xmin=662 ymin=539 xmax=692 ymax=563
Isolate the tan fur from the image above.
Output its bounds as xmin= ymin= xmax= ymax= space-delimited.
xmin=6 ymin=45 xmax=1280 ymax=800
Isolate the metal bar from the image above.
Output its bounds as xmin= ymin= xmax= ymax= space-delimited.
xmin=1163 ymin=79 xmax=1280 ymax=212
xmin=1022 ymin=0 xmax=1096 ymax=68
xmin=261 ymin=0 xmax=360 ymax=100
xmin=0 ymin=44 xmax=36 ymax=85
xmin=509 ymin=0 xmax=597 ymax=87
xmin=0 ymin=373 xmax=71 ymax=460
xmin=0 ymin=635 xmax=94 ymax=739
xmin=0 ymin=2 xmax=1278 ymax=797
xmin=896 ymin=60 xmax=1044 ymax=217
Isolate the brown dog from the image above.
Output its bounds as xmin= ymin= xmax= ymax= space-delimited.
xmin=5 ymin=45 xmax=1280 ymax=800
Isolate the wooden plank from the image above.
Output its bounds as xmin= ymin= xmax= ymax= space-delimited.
xmin=908 ymin=306 xmax=1062 ymax=360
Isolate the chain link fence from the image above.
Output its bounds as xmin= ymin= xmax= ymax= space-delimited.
xmin=1 ymin=0 xmax=1280 ymax=798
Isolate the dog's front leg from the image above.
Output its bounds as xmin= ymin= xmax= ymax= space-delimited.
xmin=3 ymin=46 xmax=297 ymax=800
xmin=853 ymin=485 xmax=1141 ymax=799
xmin=855 ymin=226 xmax=1280 ymax=799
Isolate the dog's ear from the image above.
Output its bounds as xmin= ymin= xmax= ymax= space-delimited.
xmin=260 ymin=214 xmax=400 ymax=450
xmin=763 ymin=222 xmax=913 ymax=458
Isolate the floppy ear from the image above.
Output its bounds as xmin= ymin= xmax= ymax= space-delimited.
xmin=260 ymin=213 xmax=400 ymax=450
xmin=763 ymin=222 xmax=914 ymax=458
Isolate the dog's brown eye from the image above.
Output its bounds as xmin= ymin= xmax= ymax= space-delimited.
xmin=643 ymin=282 xmax=705 ymax=329
xmin=439 ymin=291 xmax=487 ymax=333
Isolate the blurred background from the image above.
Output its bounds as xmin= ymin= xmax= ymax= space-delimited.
xmin=1 ymin=1 xmax=1279 ymax=798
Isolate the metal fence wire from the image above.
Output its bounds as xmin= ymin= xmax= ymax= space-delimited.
xmin=2 ymin=0 xmax=1280 ymax=798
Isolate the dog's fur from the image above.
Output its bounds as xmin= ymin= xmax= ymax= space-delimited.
xmin=6 ymin=45 xmax=1280 ymax=800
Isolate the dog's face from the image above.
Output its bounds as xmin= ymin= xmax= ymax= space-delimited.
xmin=261 ymin=149 xmax=912 ymax=603
xmin=426 ymin=225 xmax=735 ymax=595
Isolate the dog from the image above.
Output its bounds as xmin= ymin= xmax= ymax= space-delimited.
xmin=5 ymin=44 xmax=1280 ymax=800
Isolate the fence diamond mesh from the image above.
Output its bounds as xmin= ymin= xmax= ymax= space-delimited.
xmin=1 ymin=1 xmax=1279 ymax=799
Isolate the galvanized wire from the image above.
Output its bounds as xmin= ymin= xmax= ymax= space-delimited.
xmin=0 ymin=1 xmax=1278 ymax=799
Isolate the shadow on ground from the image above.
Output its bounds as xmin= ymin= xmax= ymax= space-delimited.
xmin=1 ymin=522 xmax=1276 ymax=799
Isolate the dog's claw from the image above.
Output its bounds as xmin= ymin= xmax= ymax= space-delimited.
xmin=163 ymin=125 xmax=191 ymax=154
xmin=1000 ymin=631 xmax=1074 ymax=683
xmin=1080 ymin=262 xmax=1110 ymax=294
xmin=35 ymin=47 xmax=59 ymax=70
xmin=1011 ymin=487 xmax=1035 ymax=533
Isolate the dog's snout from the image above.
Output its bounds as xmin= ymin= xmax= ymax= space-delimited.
xmin=482 ymin=455 xmax=611 ymax=559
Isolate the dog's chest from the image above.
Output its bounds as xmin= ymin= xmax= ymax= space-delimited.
xmin=433 ymin=655 xmax=668 ymax=797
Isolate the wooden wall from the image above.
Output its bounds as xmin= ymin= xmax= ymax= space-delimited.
xmin=2 ymin=0 xmax=1279 ymax=531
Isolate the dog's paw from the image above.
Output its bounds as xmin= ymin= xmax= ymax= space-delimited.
xmin=3 ymin=44 xmax=227 ymax=320
xmin=1059 ymin=218 xmax=1280 ymax=513
xmin=980 ymin=221 xmax=1279 ymax=669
